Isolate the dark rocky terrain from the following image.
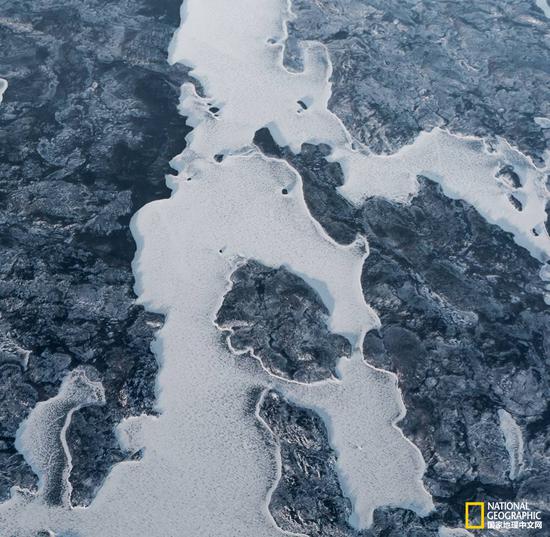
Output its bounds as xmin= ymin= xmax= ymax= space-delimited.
xmin=259 ymin=389 xmax=356 ymax=537
xmin=0 ymin=0 xmax=189 ymax=505
xmin=361 ymin=177 xmax=550 ymax=531
xmin=216 ymin=260 xmax=351 ymax=382
xmin=276 ymin=14 xmax=550 ymax=529
xmin=286 ymin=0 xmax=550 ymax=162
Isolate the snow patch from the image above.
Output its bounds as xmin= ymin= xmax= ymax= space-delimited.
xmin=278 ymin=352 xmax=433 ymax=528
xmin=338 ymin=130 xmax=550 ymax=261
xmin=0 ymin=78 xmax=7 ymax=103
xmin=15 ymin=368 xmax=105 ymax=507
xmin=535 ymin=0 xmax=550 ymax=18
xmin=498 ymin=409 xmax=524 ymax=480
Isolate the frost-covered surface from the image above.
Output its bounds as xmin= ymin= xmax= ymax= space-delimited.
xmin=15 ymin=369 xmax=105 ymax=507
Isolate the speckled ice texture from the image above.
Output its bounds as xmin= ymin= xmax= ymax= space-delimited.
xmin=0 ymin=0 xmax=549 ymax=536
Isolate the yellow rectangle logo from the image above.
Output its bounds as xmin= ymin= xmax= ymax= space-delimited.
xmin=465 ymin=502 xmax=485 ymax=530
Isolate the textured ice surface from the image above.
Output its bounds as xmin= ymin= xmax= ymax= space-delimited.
xmin=2 ymin=0 xmax=546 ymax=534
xmin=15 ymin=369 xmax=105 ymax=507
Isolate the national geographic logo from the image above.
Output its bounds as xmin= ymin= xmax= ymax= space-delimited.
xmin=465 ymin=501 xmax=543 ymax=531
xmin=465 ymin=502 xmax=485 ymax=530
